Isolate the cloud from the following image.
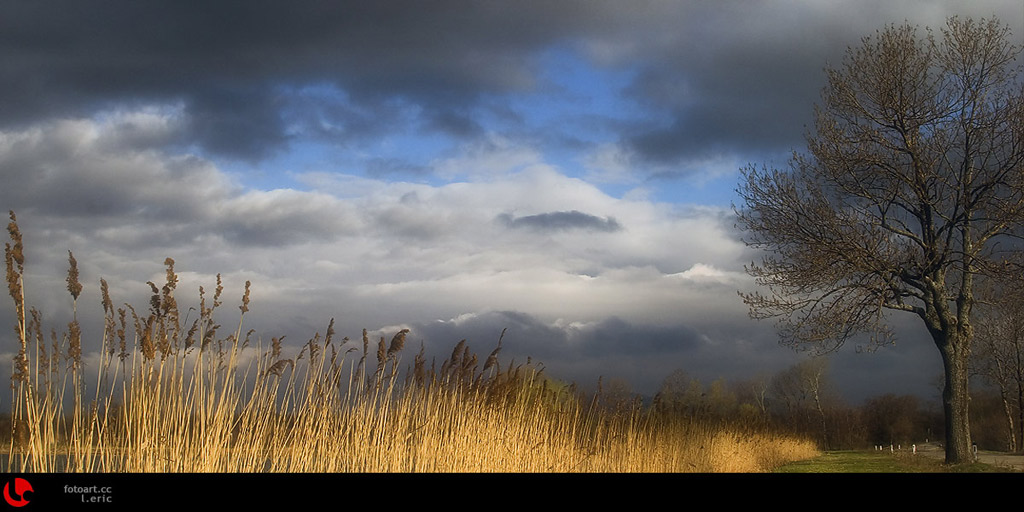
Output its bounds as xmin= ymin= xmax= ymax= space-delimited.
xmin=0 ymin=107 xmax=740 ymax=270
xmin=0 ymin=1 xmax=632 ymax=160
xmin=0 ymin=113 xmax=369 ymax=251
xmin=0 ymin=115 xmax=232 ymax=224
xmin=604 ymin=0 xmax=1024 ymax=174
xmin=213 ymin=189 xmax=361 ymax=246
xmin=497 ymin=210 xmax=621 ymax=233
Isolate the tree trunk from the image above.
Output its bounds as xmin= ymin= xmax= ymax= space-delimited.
xmin=939 ymin=340 xmax=973 ymax=463
xmin=1017 ymin=376 xmax=1023 ymax=454
xmin=811 ymin=374 xmax=829 ymax=450
xmin=999 ymin=391 xmax=1016 ymax=452
xmin=1016 ymin=342 xmax=1024 ymax=453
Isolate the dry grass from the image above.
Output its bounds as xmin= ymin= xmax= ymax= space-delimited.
xmin=3 ymin=211 xmax=818 ymax=472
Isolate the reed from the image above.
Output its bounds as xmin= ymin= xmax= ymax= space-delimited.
xmin=3 ymin=211 xmax=818 ymax=472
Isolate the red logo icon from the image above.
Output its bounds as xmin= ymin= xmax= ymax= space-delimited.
xmin=3 ymin=478 xmax=32 ymax=508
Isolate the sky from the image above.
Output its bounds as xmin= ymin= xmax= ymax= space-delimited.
xmin=1 ymin=1 xmax=1022 ymax=405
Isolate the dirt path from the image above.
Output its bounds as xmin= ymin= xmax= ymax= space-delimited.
xmin=910 ymin=442 xmax=1024 ymax=471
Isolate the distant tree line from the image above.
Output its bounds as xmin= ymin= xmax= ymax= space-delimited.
xmin=643 ymin=358 xmax=1024 ymax=452
xmin=586 ymin=358 xmax=1024 ymax=452
xmin=645 ymin=359 xmax=946 ymax=450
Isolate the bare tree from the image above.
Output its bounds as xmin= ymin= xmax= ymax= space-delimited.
xmin=736 ymin=17 xmax=1024 ymax=463
xmin=741 ymin=373 xmax=772 ymax=420
xmin=770 ymin=358 xmax=833 ymax=448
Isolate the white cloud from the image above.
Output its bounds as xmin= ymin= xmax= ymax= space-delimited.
xmin=0 ymin=111 xmax=750 ymax=330
xmin=672 ymin=263 xmax=732 ymax=281
xmin=0 ymin=107 xmax=770 ymax=397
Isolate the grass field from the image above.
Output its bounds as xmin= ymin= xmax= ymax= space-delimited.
xmin=4 ymin=211 xmax=820 ymax=473
xmin=774 ymin=450 xmax=1016 ymax=473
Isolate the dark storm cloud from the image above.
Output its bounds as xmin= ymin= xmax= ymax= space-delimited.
xmin=498 ymin=210 xmax=621 ymax=232
xmin=623 ymin=32 xmax=834 ymax=164
xmin=364 ymin=158 xmax=432 ymax=179
xmin=576 ymin=317 xmax=701 ymax=357
xmin=185 ymin=86 xmax=290 ymax=161
xmin=616 ymin=1 xmax=1024 ymax=170
xmin=0 ymin=1 xmax=634 ymax=160
xmin=4 ymin=0 xmax=1017 ymax=168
